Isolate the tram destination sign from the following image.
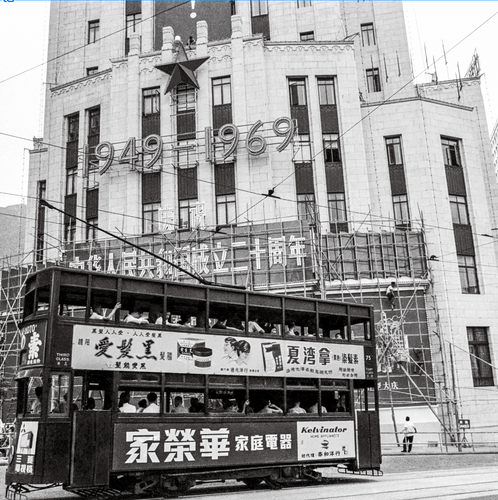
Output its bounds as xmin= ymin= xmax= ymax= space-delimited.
xmin=113 ymin=420 xmax=355 ymax=471
xmin=72 ymin=325 xmax=367 ymax=379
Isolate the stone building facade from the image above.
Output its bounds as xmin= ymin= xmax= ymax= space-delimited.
xmin=20 ymin=1 xmax=498 ymax=441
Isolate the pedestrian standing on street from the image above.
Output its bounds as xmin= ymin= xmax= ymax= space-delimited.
xmin=402 ymin=416 xmax=417 ymax=452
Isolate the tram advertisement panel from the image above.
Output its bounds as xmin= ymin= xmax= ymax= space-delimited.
xmin=112 ymin=420 xmax=354 ymax=470
xmin=72 ymin=325 xmax=366 ymax=379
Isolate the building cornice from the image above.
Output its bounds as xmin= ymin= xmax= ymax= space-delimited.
xmin=361 ymin=94 xmax=474 ymax=112
xmin=50 ymin=69 xmax=112 ymax=96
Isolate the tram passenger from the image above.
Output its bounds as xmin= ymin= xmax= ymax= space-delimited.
xmin=335 ymin=332 xmax=344 ymax=340
xmin=143 ymin=392 xmax=160 ymax=413
xmin=137 ymin=399 xmax=147 ymax=413
xmin=307 ymin=400 xmax=327 ymax=414
xmin=258 ymin=400 xmax=283 ymax=414
xmin=124 ymin=308 xmax=149 ymax=324
xmin=155 ymin=312 xmax=179 ymax=326
xmin=222 ymin=398 xmax=239 ymax=413
xmin=85 ymin=397 xmax=96 ymax=410
xmin=178 ymin=314 xmax=194 ymax=327
xmin=90 ymin=302 xmax=121 ymax=321
xmin=171 ymin=396 xmax=189 ymax=413
xmin=118 ymin=392 xmax=137 ymax=413
xmin=288 ymin=398 xmax=306 ymax=414
xmin=31 ymin=387 xmax=42 ymax=414
xmin=247 ymin=316 xmax=265 ymax=334
xmin=286 ymin=322 xmax=298 ymax=336
xmin=212 ymin=316 xmax=228 ymax=329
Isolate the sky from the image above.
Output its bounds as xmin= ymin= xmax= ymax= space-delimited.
xmin=0 ymin=1 xmax=497 ymax=209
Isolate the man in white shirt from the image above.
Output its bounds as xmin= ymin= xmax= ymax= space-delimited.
xmin=90 ymin=302 xmax=121 ymax=321
xmin=119 ymin=392 xmax=136 ymax=413
xmin=402 ymin=416 xmax=417 ymax=452
xmin=171 ymin=396 xmax=189 ymax=413
xmin=143 ymin=392 xmax=160 ymax=413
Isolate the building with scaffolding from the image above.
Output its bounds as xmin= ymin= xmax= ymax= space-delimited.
xmin=2 ymin=1 xmax=498 ymax=447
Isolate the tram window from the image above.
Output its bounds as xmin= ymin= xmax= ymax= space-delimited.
xmin=23 ymin=291 xmax=35 ymax=318
xmin=90 ymin=292 xmax=120 ymax=321
xmin=351 ymin=320 xmax=370 ymax=341
xmin=167 ymin=391 xmax=204 ymax=413
xmin=72 ymin=375 xmax=83 ymax=409
xmin=59 ymin=285 xmax=87 ymax=317
xmin=248 ymin=377 xmax=284 ymax=414
xmin=24 ymin=377 xmax=43 ymax=415
xmin=207 ymin=389 xmax=246 ymax=413
xmin=49 ymin=373 xmax=71 ymax=415
xmin=209 ymin=302 xmax=245 ymax=331
xmin=160 ymin=296 xmax=207 ymax=329
xmin=322 ymin=389 xmax=350 ymax=413
xmin=354 ymin=386 xmax=367 ymax=411
xmin=85 ymin=372 xmax=114 ymax=410
xmin=284 ymin=312 xmax=317 ymax=338
xmin=286 ymin=378 xmax=318 ymax=414
xmin=319 ymin=314 xmax=347 ymax=340
xmin=36 ymin=286 xmax=50 ymax=315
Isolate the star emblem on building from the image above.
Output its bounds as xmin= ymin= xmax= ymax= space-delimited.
xmin=155 ymin=37 xmax=209 ymax=94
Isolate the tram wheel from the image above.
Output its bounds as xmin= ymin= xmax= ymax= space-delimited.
xmin=161 ymin=478 xmax=195 ymax=498
xmin=264 ymin=477 xmax=284 ymax=489
xmin=241 ymin=477 xmax=263 ymax=488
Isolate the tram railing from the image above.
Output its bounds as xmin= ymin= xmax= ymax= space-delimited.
xmin=381 ymin=430 xmax=498 ymax=453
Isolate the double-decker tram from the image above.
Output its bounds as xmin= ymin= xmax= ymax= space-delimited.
xmin=6 ymin=267 xmax=381 ymax=498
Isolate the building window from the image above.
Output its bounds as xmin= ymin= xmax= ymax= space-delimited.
xmin=393 ymin=194 xmax=410 ymax=228
xmin=88 ymin=20 xmax=99 ymax=44
xmin=212 ymin=77 xmax=232 ymax=132
xmin=178 ymin=167 xmax=198 ymax=230
xmin=317 ymin=78 xmax=336 ymax=105
xmin=215 ymin=163 xmax=236 ymax=225
xmin=179 ymin=199 xmax=195 ymax=230
xmin=143 ymin=87 xmax=160 ymax=138
xmin=213 ymin=76 xmax=231 ymax=106
xmin=66 ymin=167 xmax=77 ymax=195
xmin=323 ymin=134 xmax=340 ymax=162
xmin=88 ymin=107 xmax=100 ymax=169
xmin=366 ymin=68 xmax=381 ymax=92
xmin=143 ymin=88 xmax=160 ymax=116
xmin=86 ymin=67 xmax=99 ymax=76
xmin=142 ymin=203 xmax=160 ymax=234
xmin=175 ymin=83 xmax=196 ymax=140
xmin=361 ymin=23 xmax=376 ymax=46
xmin=289 ymin=78 xmax=307 ymax=106
xmin=467 ymin=327 xmax=494 ymax=386
xmin=442 ymin=137 xmax=461 ymax=167
xmin=64 ymin=193 xmax=77 ymax=243
xmin=126 ymin=13 xmax=142 ymax=53
xmin=458 ymin=255 xmax=479 ymax=294
xmin=328 ymin=193 xmax=347 ymax=228
xmin=297 ymin=0 xmax=312 ymax=7
xmin=216 ymin=194 xmax=236 ymax=226
xmin=297 ymin=194 xmax=316 ymax=222
xmin=251 ymin=0 xmax=268 ymax=16
xmin=66 ymin=113 xmax=79 ymax=168
xmin=300 ymin=31 xmax=314 ymax=41
xmin=86 ymin=188 xmax=99 ymax=242
xmin=386 ymin=136 xmax=403 ymax=165
xmin=450 ymin=195 xmax=470 ymax=225
xmin=142 ymin=172 xmax=161 ymax=234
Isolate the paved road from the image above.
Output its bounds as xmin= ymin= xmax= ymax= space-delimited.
xmin=2 ymin=452 xmax=498 ymax=499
